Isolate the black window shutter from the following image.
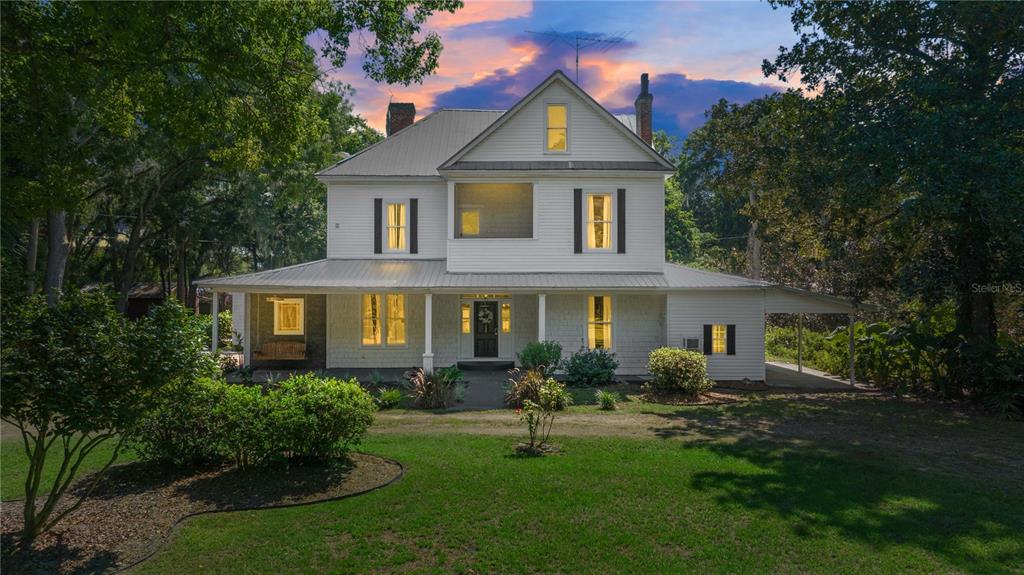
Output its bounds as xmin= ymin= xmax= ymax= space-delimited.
xmin=726 ymin=324 xmax=736 ymax=355
xmin=573 ymin=188 xmax=583 ymax=253
xmin=703 ymin=324 xmax=712 ymax=355
xmin=373 ymin=198 xmax=382 ymax=254
xmin=617 ymin=188 xmax=626 ymax=253
xmin=409 ymin=198 xmax=418 ymax=254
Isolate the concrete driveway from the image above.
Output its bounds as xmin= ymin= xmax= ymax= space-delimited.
xmin=764 ymin=361 xmax=859 ymax=391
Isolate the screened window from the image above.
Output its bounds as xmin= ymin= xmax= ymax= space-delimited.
xmin=273 ymin=298 xmax=304 ymax=335
xmin=712 ymin=324 xmax=727 ymax=354
xmin=501 ymin=302 xmax=511 ymax=334
xmin=386 ymin=202 xmax=407 ymax=251
xmin=546 ymin=104 xmax=567 ymax=151
xmin=460 ymin=208 xmax=480 ymax=236
xmin=387 ymin=294 xmax=406 ymax=345
xmin=587 ymin=296 xmax=612 ymax=350
xmin=461 ymin=303 xmax=472 ymax=334
xmin=586 ymin=193 xmax=613 ymax=250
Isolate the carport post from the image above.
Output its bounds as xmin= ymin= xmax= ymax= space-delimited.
xmin=797 ymin=314 xmax=803 ymax=373
xmin=848 ymin=312 xmax=856 ymax=385
xmin=210 ymin=290 xmax=219 ymax=354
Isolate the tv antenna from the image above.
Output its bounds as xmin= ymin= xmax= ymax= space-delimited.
xmin=526 ymin=29 xmax=629 ymax=83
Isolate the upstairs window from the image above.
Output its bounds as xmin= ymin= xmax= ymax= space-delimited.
xmin=546 ymin=103 xmax=567 ymax=152
xmin=386 ymin=202 xmax=407 ymax=251
xmin=460 ymin=208 xmax=480 ymax=236
xmin=587 ymin=295 xmax=612 ymax=350
xmin=586 ymin=193 xmax=613 ymax=250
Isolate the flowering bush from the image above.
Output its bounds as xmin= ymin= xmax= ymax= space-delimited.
xmin=515 ymin=378 xmax=572 ymax=452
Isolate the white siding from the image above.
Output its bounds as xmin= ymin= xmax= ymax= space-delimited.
xmin=447 ymin=176 xmax=664 ymax=272
xmin=327 ymin=182 xmax=447 ymax=259
xmin=462 ymin=82 xmax=652 ymax=163
xmin=325 ymin=293 xmax=460 ymax=369
xmin=667 ymin=290 xmax=766 ymax=381
xmin=544 ymin=293 xmax=665 ymax=375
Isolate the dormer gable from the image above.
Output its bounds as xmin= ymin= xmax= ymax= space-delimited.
xmin=440 ymin=71 xmax=673 ymax=170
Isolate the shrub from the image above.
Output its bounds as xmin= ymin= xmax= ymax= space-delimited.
xmin=130 ymin=377 xmax=227 ymax=465
xmin=272 ymin=374 xmax=376 ymax=462
xmin=517 ymin=340 xmax=564 ymax=376
xmin=565 ymin=348 xmax=619 ymax=387
xmin=595 ymin=389 xmax=620 ymax=411
xmin=405 ymin=366 xmax=461 ymax=409
xmin=375 ymin=387 xmax=404 ymax=409
xmin=647 ymin=347 xmax=714 ymax=396
xmin=217 ymin=382 xmax=277 ymax=468
xmin=505 ymin=367 xmax=545 ymax=408
xmin=516 ymin=378 xmax=572 ymax=452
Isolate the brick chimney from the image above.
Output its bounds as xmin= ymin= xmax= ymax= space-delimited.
xmin=634 ymin=73 xmax=653 ymax=145
xmin=386 ymin=102 xmax=415 ymax=136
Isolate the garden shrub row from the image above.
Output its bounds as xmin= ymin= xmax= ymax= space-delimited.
xmin=516 ymin=340 xmax=621 ymax=387
xmin=131 ymin=373 xmax=375 ymax=467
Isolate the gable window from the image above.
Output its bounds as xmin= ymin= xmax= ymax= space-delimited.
xmin=546 ymin=103 xmax=567 ymax=152
xmin=587 ymin=295 xmax=612 ymax=350
xmin=586 ymin=192 xmax=613 ymax=250
xmin=386 ymin=202 xmax=407 ymax=251
xmin=712 ymin=324 xmax=727 ymax=354
xmin=362 ymin=294 xmax=407 ymax=346
xmin=273 ymin=298 xmax=304 ymax=335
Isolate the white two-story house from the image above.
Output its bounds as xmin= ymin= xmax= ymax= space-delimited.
xmin=199 ymin=71 xmax=860 ymax=381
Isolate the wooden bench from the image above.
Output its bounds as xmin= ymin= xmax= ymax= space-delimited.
xmin=254 ymin=341 xmax=306 ymax=361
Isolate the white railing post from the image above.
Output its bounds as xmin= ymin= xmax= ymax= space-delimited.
xmin=537 ymin=293 xmax=547 ymax=342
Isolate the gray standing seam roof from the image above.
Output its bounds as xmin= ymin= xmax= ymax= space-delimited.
xmin=196 ymin=260 xmax=768 ymax=291
xmin=317 ymin=109 xmax=505 ymax=177
xmin=442 ymin=161 xmax=671 ymax=172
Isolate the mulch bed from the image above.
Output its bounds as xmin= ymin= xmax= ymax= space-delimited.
xmin=641 ymin=389 xmax=747 ymax=406
xmin=1 ymin=453 xmax=402 ymax=574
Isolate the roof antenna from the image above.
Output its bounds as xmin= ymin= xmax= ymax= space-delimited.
xmin=526 ymin=29 xmax=629 ymax=84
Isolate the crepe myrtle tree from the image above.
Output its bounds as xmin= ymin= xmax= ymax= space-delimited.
xmin=0 ymin=292 xmax=215 ymax=546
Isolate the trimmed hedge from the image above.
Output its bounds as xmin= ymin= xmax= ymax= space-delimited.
xmin=647 ymin=347 xmax=713 ymax=396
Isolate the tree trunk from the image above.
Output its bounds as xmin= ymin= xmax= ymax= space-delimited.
xmin=176 ymin=239 xmax=189 ymax=306
xmin=25 ymin=218 xmax=39 ymax=295
xmin=44 ymin=210 xmax=70 ymax=307
xmin=746 ymin=188 xmax=762 ymax=281
xmin=954 ymin=196 xmax=997 ymax=396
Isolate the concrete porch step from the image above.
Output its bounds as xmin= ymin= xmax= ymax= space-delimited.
xmin=458 ymin=360 xmax=515 ymax=371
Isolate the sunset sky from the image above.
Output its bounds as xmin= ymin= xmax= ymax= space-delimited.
xmin=313 ymin=1 xmax=801 ymax=142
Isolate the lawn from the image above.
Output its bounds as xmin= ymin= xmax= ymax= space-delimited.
xmin=0 ymin=431 xmax=131 ymax=500
xmin=3 ymin=392 xmax=1023 ymax=574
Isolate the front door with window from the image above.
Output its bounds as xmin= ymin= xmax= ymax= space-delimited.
xmin=473 ymin=301 xmax=499 ymax=357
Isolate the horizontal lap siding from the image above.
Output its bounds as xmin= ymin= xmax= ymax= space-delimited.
xmin=462 ymin=83 xmax=652 ymax=162
xmin=447 ymin=177 xmax=664 ymax=272
xmin=544 ymin=293 xmax=665 ymax=375
xmin=513 ymin=294 xmax=539 ymax=365
xmin=328 ymin=182 xmax=446 ymax=259
xmin=667 ymin=290 xmax=766 ymax=381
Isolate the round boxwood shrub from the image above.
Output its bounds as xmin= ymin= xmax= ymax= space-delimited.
xmin=647 ymin=347 xmax=714 ymax=395
xmin=272 ymin=373 xmax=376 ymax=463
xmin=517 ymin=340 xmax=563 ymax=376
xmin=564 ymin=348 xmax=619 ymax=387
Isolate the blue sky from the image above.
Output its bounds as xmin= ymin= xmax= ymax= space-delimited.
xmin=317 ymin=1 xmax=800 ymax=141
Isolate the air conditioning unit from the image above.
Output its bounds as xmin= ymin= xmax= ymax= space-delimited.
xmin=684 ymin=338 xmax=700 ymax=351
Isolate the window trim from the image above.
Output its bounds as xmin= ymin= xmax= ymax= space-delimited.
xmin=382 ymin=200 xmax=410 ymax=253
xmin=583 ymin=190 xmax=616 ymax=252
xmin=273 ymin=298 xmax=305 ymax=336
xmin=543 ymin=101 xmax=570 ymax=154
xmin=360 ymin=293 xmax=409 ymax=348
xmin=585 ymin=295 xmax=614 ymax=351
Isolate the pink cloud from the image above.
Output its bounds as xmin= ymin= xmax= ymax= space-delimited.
xmin=427 ymin=0 xmax=532 ymax=29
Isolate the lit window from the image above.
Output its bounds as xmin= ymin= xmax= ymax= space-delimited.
xmin=387 ymin=294 xmax=406 ymax=345
xmin=587 ymin=193 xmax=613 ymax=250
xmin=712 ymin=324 xmax=727 ymax=354
xmin=461 ymin=303 xmax=471 ymax=334
xmin=501 ymin=302 xmax=511 ymax=333
xmin=587 ymin=296 xmax=612 ymax=349
xmin=386 ymin=202 xmax=406 ymax=251
xmin=460 ymin=208 xmax=480 ymax=236
xmin=362 ymin=294 xmax=382 ymax=345
xmin=546 ymin=104 xmax=567 ymax=151
xmin=273 ymin=298 xmax=304 ymax=335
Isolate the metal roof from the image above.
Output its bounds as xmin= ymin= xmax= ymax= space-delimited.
xmin=615 ymin=113 xmax=637 ymax=132
xmin=196 ymin=259 xmax=768 ymax=292
xmin=441 ymin=161 xmax=672 ymax=172
xmin=317 ymin=110 xmax=504 ymax=178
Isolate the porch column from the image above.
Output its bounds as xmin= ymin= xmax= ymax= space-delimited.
xmin=797 ymin=314 xmax=803 ymax=373
xmin=423 ymin=293 xmax=434 ymax=373
xmin=210 ymin=291 xmax=219 ymax=354
xmin=242 ymin=293 xmax=252 ymax=367
xmin=848 ymin=312 xmax=856 ymax=385
xmin=537 ymin=293 xmax=547 ymax=341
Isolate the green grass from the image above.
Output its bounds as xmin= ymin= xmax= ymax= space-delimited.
xmin=1 ymin=435 xmax=132 ymax=500
xmin=130 ymin=432 xmax=1023 ymax=574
